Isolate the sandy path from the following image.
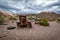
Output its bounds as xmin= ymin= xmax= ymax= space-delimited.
xmin=0 ymin=21 xmax=60 ymax=40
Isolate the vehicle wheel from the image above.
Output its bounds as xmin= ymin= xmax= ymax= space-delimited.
xmin=27 ymin=22 xmax=32 ymax=28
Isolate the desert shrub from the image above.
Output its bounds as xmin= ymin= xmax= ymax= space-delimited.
xmin=9 ymin=17 xmax=17 ymax=20
xmin=57 ymin=18 xmax=60 ymax=21
xmin=39 ymin=18 xmax=49 ymax=26
xmin=28 ymin=16 xmax=32 ymax=20
xmin=56 ymin=18 xmax=60 ymax=23
xmin=0 ymin=16 xmax=4 ymax=24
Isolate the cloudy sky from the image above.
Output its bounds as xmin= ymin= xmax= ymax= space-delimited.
xmin=0 ymin=0 xmax=60 ymax=14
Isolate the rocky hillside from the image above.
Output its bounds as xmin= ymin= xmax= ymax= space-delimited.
xmin=56 ymin=14 xmax=60 ymax=18
xmin=36 ymin=12 xmax=60 ymax=20
xmin=0 ymin=11 xmax=60 ymax=21
xmin=0 ymin=11 xmax=11 ymax=17
xmin=0 ymin=11 xmax=18 ymax=22
xmin=0 ymin=11 xmax=18 ymax=17
xmin=26 ymin=12 xmax=60 ymax=20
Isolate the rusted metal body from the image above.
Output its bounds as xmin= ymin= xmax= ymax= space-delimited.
xmin=17 ymin=15 xmax=32 ymax=28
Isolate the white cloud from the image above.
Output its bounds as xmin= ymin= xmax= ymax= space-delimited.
xmin=35 ymin=0 xmax=45 ymax=5
xmin=42 ymin=0 xmax=58 ymax=7
xmin=34 ymin=0 xmax=59 ymax=6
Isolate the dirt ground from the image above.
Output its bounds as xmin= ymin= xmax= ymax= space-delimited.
xmin=0 ymin=21 xmax=60 ymax=40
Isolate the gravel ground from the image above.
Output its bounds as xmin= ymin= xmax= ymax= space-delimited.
xmin=0 ymin=21 xmax=60 ymax=40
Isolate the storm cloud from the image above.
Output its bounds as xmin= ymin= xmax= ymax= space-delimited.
xmin=0 ymin=0 xmax=60 ymax=14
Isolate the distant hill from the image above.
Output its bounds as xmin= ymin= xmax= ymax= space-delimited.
xmin=0 ymin=11 xmax=60 ymax=21
xmin=0 ymin=11 xmax=18 ymax=22
xmin=0 ymin=11 xmax=11 ymax=17
xmin=26 ymin=12 xmax=60 ymax=20
xmin=36 ymin=12 xmax=60 ymax=20
xmin=0 ymin=11 xmax=18 ymax=17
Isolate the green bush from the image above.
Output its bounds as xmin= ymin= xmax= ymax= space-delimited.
xmin=39 ymin=18 xmax=49 ymax=26
xmin=0 ymin=16 xmax=4 ymax=24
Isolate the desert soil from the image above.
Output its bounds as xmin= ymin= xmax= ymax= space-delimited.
xmin=0 ymin=21 xmax=60 ymax=40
